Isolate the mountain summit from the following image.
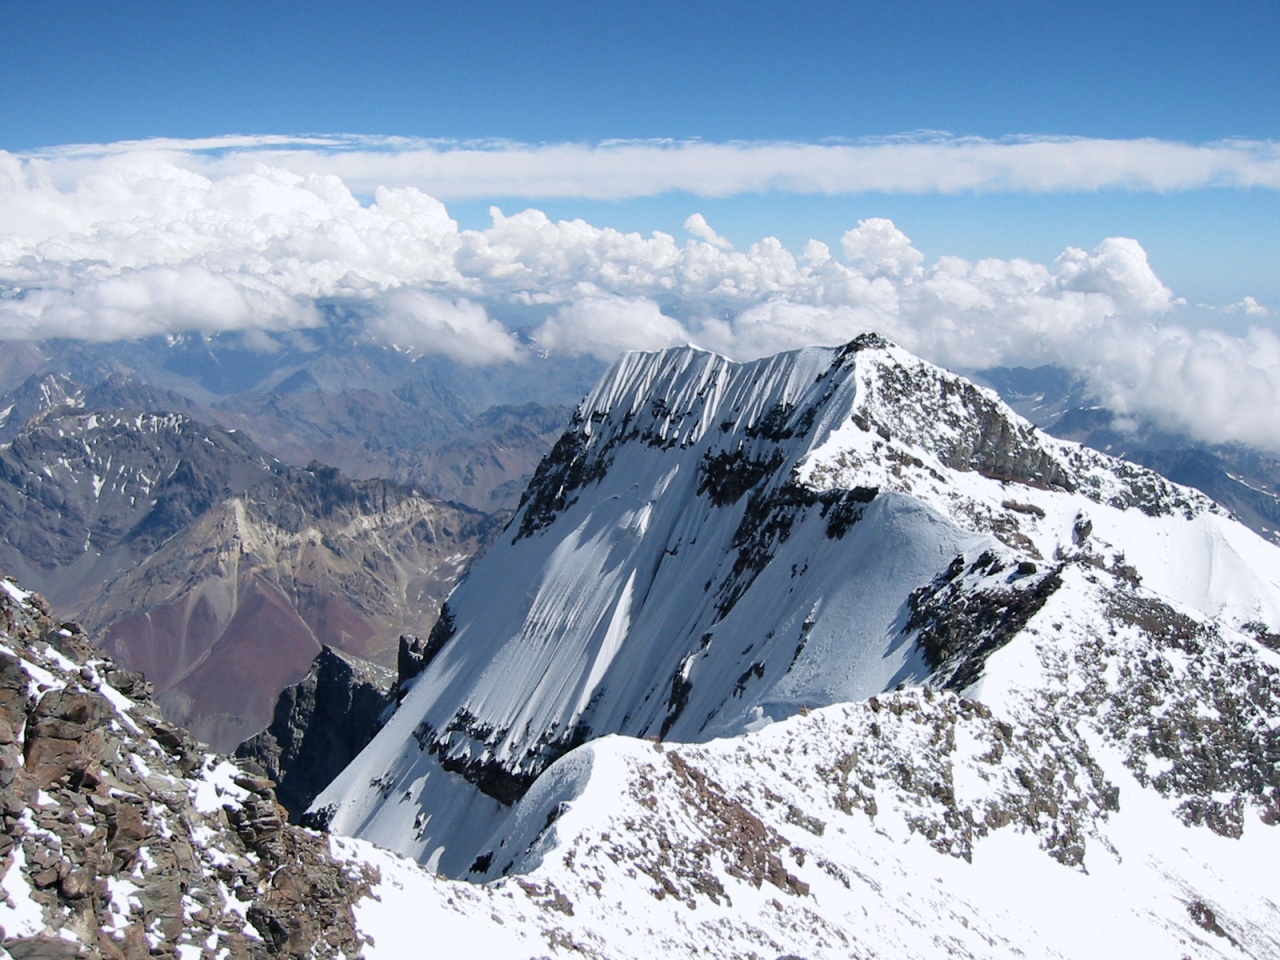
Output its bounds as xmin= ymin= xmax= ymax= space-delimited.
xmin=311 ymin=334 xmax=1280 ymax=898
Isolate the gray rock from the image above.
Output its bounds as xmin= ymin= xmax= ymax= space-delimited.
xmin=236 ymin=645 xmax=395 ymax=821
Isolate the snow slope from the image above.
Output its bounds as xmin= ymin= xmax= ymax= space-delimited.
xmin=313 ymin=334 xmax=1280 ymax=900
xmin=337 ymin=552 xmax=1280 ymax=958
xmin=342 ymin=683 xmax=1280 ymax=959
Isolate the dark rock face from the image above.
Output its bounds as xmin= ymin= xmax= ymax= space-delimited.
xmin=513 ymin=427 xmax=600 ymax=541
xmin=977 ymin=364 xmax=1280 ymax=545
xmin=908 ymin=550 xmax=1064 ymax=690
xmin=236 ymin=646 xmax=395 ymax=821
xmin=397 ymin=632 xmax=430 ymax=686
xmin=0 ymin=573 xmax=374 ymax=958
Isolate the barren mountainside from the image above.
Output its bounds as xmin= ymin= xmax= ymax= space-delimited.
xmin=0 ymin=407 xmax=503 ymax=750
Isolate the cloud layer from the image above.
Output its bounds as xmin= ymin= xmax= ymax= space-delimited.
xmin=2 ymin=141 xmax=1279 ymax=453
xmin=17 ymin=134 xmax=1280 ymax=199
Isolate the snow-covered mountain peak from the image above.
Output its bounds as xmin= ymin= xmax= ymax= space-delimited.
xmin=522 ymin=334 xmax=1215 ymax=553
xmin=312 ymin=334 xmax=1280 ymax=879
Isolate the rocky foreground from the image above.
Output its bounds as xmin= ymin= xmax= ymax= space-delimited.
xmin=0 ymin=576 xmax=371 ymax=958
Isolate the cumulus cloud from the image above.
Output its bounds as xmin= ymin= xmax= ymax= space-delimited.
xmin=1073 ymin=325 xmax=1280 ymax=452
xmin=1053 ymin=237 xmax=1174 ymax=314
xmin=365 ymin=289 xmax=518 ymax=365
xmin=1227 ymin=295 xmax=1270 ymax=317
xmin=534 ymin=297 xmax=691 ymax=360
xmin=0 ymin=266 xmax=318 ymax=341
xmin=684 ymin=214 xmax=733 ymax=250
xmin=3 ymin=140 xmax=1280 ymax=452
xmin=840 ymin=219 xmax=925 ymax=280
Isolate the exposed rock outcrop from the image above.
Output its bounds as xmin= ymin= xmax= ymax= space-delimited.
xmin=0 ymin=574 xmax=374 ymax=958
xmin=236 ymin=646 xmax=395 ymax=822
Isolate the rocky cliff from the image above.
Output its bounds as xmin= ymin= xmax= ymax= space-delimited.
xmin=0 ymin=574 xmax=372 ymax=958
xmin=236 ymin=647 xmax=395 ymax=822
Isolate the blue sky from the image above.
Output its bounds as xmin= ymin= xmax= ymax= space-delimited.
xmin=3 ymin=1 xmax=1280 ymax=449
xmin=5 ymin=0 xmax=1278 ymax=308
xmin=5 ymin=0 xmax=1276 ymax=145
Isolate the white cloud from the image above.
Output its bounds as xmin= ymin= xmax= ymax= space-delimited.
xmin=16 ymin=133 xmax=1280 ymax=201
xmin=684 ymin=213 xmax=733 ymax=250
xmin=0 ymin=265 xmax=318 ymax=341
xmin=1074 ymin=325 xmax=1280 ymax=452
xmin=534 ymin=297 xmax=691 ymax=360
xmin=840 ymin=218 xmax=925 ymax=280
xmin=693 ymin=301 xmax=890 ymax=362
xmin=1053 ymin=237 xmax=1173 ymax=314
xmin=366 ymin=289 xmax=518 ymax=365
xmin=3 ymin=139 xmax=1280 ymax=453
xmin=1227 ymin=295 xmax=1270 ymax=317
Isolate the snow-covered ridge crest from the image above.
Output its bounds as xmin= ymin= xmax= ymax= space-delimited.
xmin=312 ymin=333 xmax=1280 ymax=876
xmin=527 ymin=332 xmax=1214 ymax=546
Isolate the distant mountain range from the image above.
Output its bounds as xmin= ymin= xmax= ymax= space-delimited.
xmin=0 ymin=319 xmax=592 ymax=511
xmin=0 ymin=404 xmax=503 ymax=750
xmin=0 ymin=321 xmax=597 ymax=749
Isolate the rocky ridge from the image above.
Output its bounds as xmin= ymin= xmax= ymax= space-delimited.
xmin=0 ymin=575 xmax=372 ymax=958
xmin=4 ymin=552 xmax=1274 ymax=958
xmin=977 ymin=364 xmax=1280 ymax=545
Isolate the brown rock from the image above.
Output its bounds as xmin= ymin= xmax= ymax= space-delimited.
xmin=105 ymin=800 xmax=151 ymax=870
xmin=58 ymin=868 xmax=96 ymax=899
xmin=22 ymin=689 xmax=111 ymax=791
xmin=3 ymin=936 xmax=88 ymax=959
xmin=22 ymin=737 xmax=85 ymax=791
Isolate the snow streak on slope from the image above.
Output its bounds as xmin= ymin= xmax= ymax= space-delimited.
xmin=313 ymin=334 xmax=1280 ymax=880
